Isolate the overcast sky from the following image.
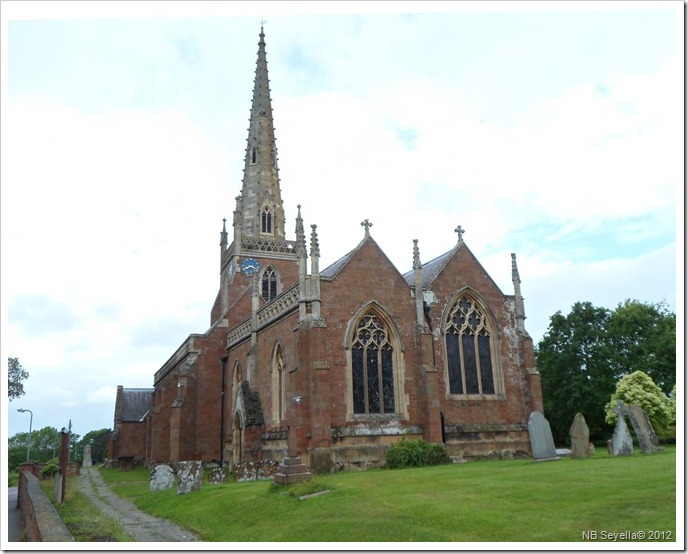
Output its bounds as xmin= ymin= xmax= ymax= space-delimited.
xmin=2 ymin=2 xmax=682 ymax=441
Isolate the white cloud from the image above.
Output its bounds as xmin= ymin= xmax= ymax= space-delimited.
xmin=3 ymin=8 xmax=680 ymax=439
xmin=87 ymin=386 xmax=118 ymax=405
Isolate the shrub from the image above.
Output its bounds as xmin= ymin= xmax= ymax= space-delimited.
xmin=41 ymin=463 xmax=60 ymax=477
xmin=385 ymin=439 xmax=451 ymax=469
xmin=605 ymin=370 xmax=673 ymax=432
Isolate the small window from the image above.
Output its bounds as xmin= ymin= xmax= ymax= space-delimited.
xmin=261 ymin=206 xmax=273 ymax=234
xmin=261 ymin=267 xmax=278 ymax=302
xmin=251 ymin=147 xmax=257 ymax=164
xmin=272 ymin=344 xmax=285 ymax=423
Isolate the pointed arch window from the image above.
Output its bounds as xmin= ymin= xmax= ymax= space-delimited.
xmin=271 ymin=344 xmax=285 ymax=424
xmin=351 ymin=312 xmax=396 ymax=414
xmin=231 ymin=361 xmax=242 ymax=412
xmin=444 ymin=294 xmax=497 ymax=395
xmin=261 ymin=206 xmax=273 ymax=234
xmin=261 ymin=267 xmax=278 ymax=302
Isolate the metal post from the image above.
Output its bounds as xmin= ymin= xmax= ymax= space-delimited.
xmin=59 ymin=429 xmax=69 ymax=504
xmin=17 ymin=409 xmax=33 ymax=461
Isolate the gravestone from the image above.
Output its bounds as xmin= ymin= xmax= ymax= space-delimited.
xmin=569 ymin=413 xmax=592 ymax=459
xmin=527 ymin=411 xmax=558 ymax=460
xmin=177 ymin=461 xmax=203 ymax=495
xmin=207 ymin=467 xmax=228 ymax=485
xmin=82 ymin=445 xmax=93 ymax=468
xmin=625 ymin=403 xmax=663 ymax=454
xmin=150 ymin=464 xmax=175 ymax=492
xmin=609 ymin=402 xmax=633 ymax=456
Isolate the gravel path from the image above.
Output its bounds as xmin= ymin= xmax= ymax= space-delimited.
xmin=78 ymin=468 xmax=200 ymax=542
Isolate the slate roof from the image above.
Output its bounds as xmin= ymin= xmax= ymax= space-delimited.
xmin=121 ymin=388 xmax=153 ymax=422
xmin=319 ymin=235 xmax=369 ymax=280
xmin=403 ymin=244 xmax=460 ymax=289
xmin=320 ymin=247 xmax=357 ymax=279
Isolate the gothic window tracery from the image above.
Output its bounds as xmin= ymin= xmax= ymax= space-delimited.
xmin=444 ymin=293 xmax=497 ymax=395
xmin=261 ymin=267 xmax=278 ymax=302
xmin=261 ymin=206 xmax=273 ymax=234
xmin=351 ymin=311 xmax=396 ymax=414
xmin=271 ymin=344 xmax=285 ymax=423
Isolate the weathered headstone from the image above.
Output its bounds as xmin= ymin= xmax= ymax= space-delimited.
xmin=150 ymin=464 xmax=175 ymax=492
xmin=82 ymin=445 xmax=93 ymax=468
xmin=527 ymin=411 xmax=558 ymax=460
xmin=207 ymin=467 xmax=228 ymax=485
xmin=610 ymin=402 xmax=633 ymax=456
xmin=625 ymin=403 xmax=663 ymax=454
xmin=177 ymin=461 xmax=203 ymax=495
xmin=569 ymin=413 xmax=592 ymax=459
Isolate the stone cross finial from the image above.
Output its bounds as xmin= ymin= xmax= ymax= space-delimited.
xmin=361 ymin=219 xmax=373 ymax=237
xmin=455 ymin=225 xmax=465 ymax=243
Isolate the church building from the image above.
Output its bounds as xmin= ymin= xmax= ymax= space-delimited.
xmin=116 ymin=27 xmax=543 ymax=471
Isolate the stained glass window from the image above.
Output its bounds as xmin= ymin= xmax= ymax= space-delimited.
xmin=351 ymin=312 xmax=396 ymax=414
xmin=445 ymin=294 xmax=496 ymax=395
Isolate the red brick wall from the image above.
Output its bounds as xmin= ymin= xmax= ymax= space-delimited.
xmin=146 ymin=238 xmax=541 ymax=465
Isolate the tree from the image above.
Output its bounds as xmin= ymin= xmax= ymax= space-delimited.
xmin=607 ymin=300 xmax=676 ymax=393
xmin=74 ymin=428 xmax=112 ymax=463
xmin=536 ymin=302 xmax=615 ymax=444
xmin=605 ymin=371 xmax=673 ymax=432
xmin=537 ymin=300 xmax=676 ymax=445
xmin=668 ymin=384 xmax=677 ymax=425
xmin=8 ymin=358 xmax=29 ymax=401
xmin=8 ymin=426 xmax=61 ymax=469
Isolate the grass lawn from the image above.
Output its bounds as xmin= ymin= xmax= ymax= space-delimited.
xmin=40 ymin=475 xmax=132 ymax=542
xmin=99 ymin=447 xmax=676 ymax=543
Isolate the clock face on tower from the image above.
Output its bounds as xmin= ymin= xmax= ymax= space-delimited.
xmin=241 ymin=257 xmax=260 ymax=275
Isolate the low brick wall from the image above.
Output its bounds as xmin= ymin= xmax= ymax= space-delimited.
xmin=17 ymin=470 xmax=74 ymax=542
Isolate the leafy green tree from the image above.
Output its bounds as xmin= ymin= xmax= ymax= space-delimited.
xmin=8 ymin=357 xmax=29 ymax=401
xmin=8 ymin=426 xmax=60 ymax=469
xmin=536 ymin=302 xmax=615 ymax=444
xmin=605 ymin=371 xmax=673 ymax=432
xmin=74 ymin=428 xmax=112 ymax=463
xmin=607 ymin=300 xmax=676 ymax=393
xmin=7 ymin=426 xmax=81 ymax=471
xmin=668 ymin=384 xmax=677 ymax=425
xmin=537 ymin=300 xmax=676 ymax=445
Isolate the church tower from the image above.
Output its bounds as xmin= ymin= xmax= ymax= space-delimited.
xmin=216 ymin=27 xmax=299 ymax=320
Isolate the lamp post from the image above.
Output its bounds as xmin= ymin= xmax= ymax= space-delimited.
xmin=17 ymin=408 xmax=33 ymax=461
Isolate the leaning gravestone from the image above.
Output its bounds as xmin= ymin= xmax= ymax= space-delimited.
xmin=625 ymin=403 xmax=663 ymax=454
xmin=610 ymin=402 xmax=633 ymax=456
xmin=208 ymin=467 xmax=228 ymax=485
xmin=528 ymin=411 xmax=558 ymax=460
xmin=177 ymin=461 xmax=203 ymax=495
xmin=150 ymin=464 xmax=175 ymax=492
xmin=82 ymin=445 xmax=93 ymax=468
xmin=569 ymin=413 xmax=592 ymax=459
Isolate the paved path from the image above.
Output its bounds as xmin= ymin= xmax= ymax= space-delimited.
xmin=78 ymin=468 xmax=199 ymax=542
xmin=7 ymin=486 xmax=24 ymax=542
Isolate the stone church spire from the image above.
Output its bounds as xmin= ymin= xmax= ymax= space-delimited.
xmin=239 ymin=25 xmax=285 ymax=241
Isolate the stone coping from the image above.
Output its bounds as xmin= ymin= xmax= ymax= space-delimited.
xmin=18 ymin=470 xmax=74 ymax=542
